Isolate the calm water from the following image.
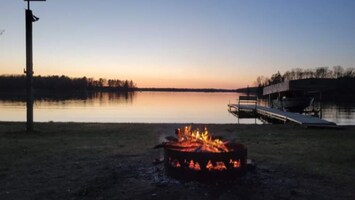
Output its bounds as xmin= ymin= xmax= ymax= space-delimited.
xmin=0 ymin=92 xmax=354 ymax=125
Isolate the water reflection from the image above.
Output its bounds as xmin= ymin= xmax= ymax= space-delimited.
xmin=0 ymin=91 xmax=135 ymax=104
xmin=0 ymin=92 xmax=354 ymax=125
xmin=321 ymin=100 xmax=355 ymax=125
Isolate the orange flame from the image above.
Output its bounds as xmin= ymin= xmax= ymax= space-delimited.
xmin=176 ymin=126 xmax=229 ymax=153
xmin=166 ymin=126 xmax=242 ymax=171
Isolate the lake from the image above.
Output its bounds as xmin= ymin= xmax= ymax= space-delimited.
xmin=0 ymin=92 xmax=354 ymax=125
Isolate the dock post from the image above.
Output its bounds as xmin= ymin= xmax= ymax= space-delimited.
xmin=268 ymin=94 xmax=271 ymax=107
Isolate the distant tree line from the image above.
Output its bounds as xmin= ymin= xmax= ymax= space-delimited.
xmin=255 ymin=66 xmax=355 ymax=87
xmin=0 ymin=75 xmax=137 ymax=92
xmin=138 ymin=87 xmax=239 ymax=92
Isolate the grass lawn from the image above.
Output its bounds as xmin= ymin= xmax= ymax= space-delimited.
xmin=0 ymin=122 xmax=354 ymax=200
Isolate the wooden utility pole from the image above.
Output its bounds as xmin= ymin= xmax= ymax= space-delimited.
xmin=25 ymin=8 xmax=34 ymax=132
xmin=24 ymin=0 xmax=45 ymax=132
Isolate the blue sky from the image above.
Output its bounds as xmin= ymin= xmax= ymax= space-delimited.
xmin=1 ymin=0 xmax=355 ymax=88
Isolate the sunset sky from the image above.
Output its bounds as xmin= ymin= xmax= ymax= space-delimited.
xmin=1 ymin=0 xmax=355 ymax=89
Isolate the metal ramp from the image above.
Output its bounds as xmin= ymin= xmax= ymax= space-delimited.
xmin=228 ymin=104 xmax=336 ymax=126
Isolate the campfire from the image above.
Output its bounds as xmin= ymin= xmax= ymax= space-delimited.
xmin=155 ymin=126 xmax=247 ymax=181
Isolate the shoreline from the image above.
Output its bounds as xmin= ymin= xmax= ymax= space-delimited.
xmin=1 ymin=122 xmax=354 ymax=199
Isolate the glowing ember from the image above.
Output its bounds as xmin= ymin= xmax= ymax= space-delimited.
xmin=188 ymin=160 xmax=201 ymax=170
xmin=173 ymin=126 xmax=229 ymax=153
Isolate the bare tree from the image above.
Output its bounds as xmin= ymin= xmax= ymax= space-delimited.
xmin=98 ymin=78 xmax=107 ymax=87
xmin=315 ymin=67 xmax=329 ymax=78
xmin=282 ymin=71 xmax=292 ymax=81
xmin=303 ymin=69 xmax=315 ymax=79
xmin=255 ymin=76 xmax=269 ymax=87
xmin=268 ymin=71 xmax=283 ymax=85
xmin=343 ymin=67 xmax=355 ymax=78
xmin=254 ymin=65 xmax=355 ymax=88
xmin=333 ymin=66 xmax=344 ymax=78
xmin=293 ymin=68 xmax=303 ymax=79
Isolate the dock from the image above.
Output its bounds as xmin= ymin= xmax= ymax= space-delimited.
xmin=228 ymin=104 xmax=336 ymax=127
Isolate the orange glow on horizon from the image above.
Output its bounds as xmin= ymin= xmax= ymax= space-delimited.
xmin=0 ymin=70 xmax=249 ymax=89
xmin=135 ymin=78 xmax=247 ymax=89
xmin=1 ymin=58 xmax=252 ymax=89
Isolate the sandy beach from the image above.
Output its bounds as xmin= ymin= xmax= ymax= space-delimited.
xmin=0 ymin=122 xmax=354 ymax=200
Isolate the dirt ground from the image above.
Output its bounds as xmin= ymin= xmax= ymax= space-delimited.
xmin=0 ymin=122 xmax=354 ymax=200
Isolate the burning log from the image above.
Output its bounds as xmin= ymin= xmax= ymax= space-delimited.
xmin=173 ymin=126 xmax=230 ymax=153
xmin=154 ymin=126 xmax=234 ymax=152
xmin=154 ymin=141 xmax=200 ymax=150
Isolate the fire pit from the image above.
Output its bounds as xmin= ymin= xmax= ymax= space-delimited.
xmin=157 ymin=126 xmax=247 ymax=181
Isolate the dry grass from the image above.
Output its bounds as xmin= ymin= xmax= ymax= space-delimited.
xmin=0 ymin=122 xmax=354 ymax=199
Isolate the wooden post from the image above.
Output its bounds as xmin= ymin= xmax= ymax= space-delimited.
xmin=26 ymin=9 xmax=34 ymax=132
xmin=319 ymin=91 xmax=323 ymax=119
xmin=24 ymin=0 xmax=45 ymax=132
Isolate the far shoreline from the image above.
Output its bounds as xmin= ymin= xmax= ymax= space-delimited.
xmin=136 ymin=87 xmax=258 ymax=93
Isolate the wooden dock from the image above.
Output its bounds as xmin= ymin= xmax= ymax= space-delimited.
xmin=228 ymin=104 xmax=336 ymax=126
